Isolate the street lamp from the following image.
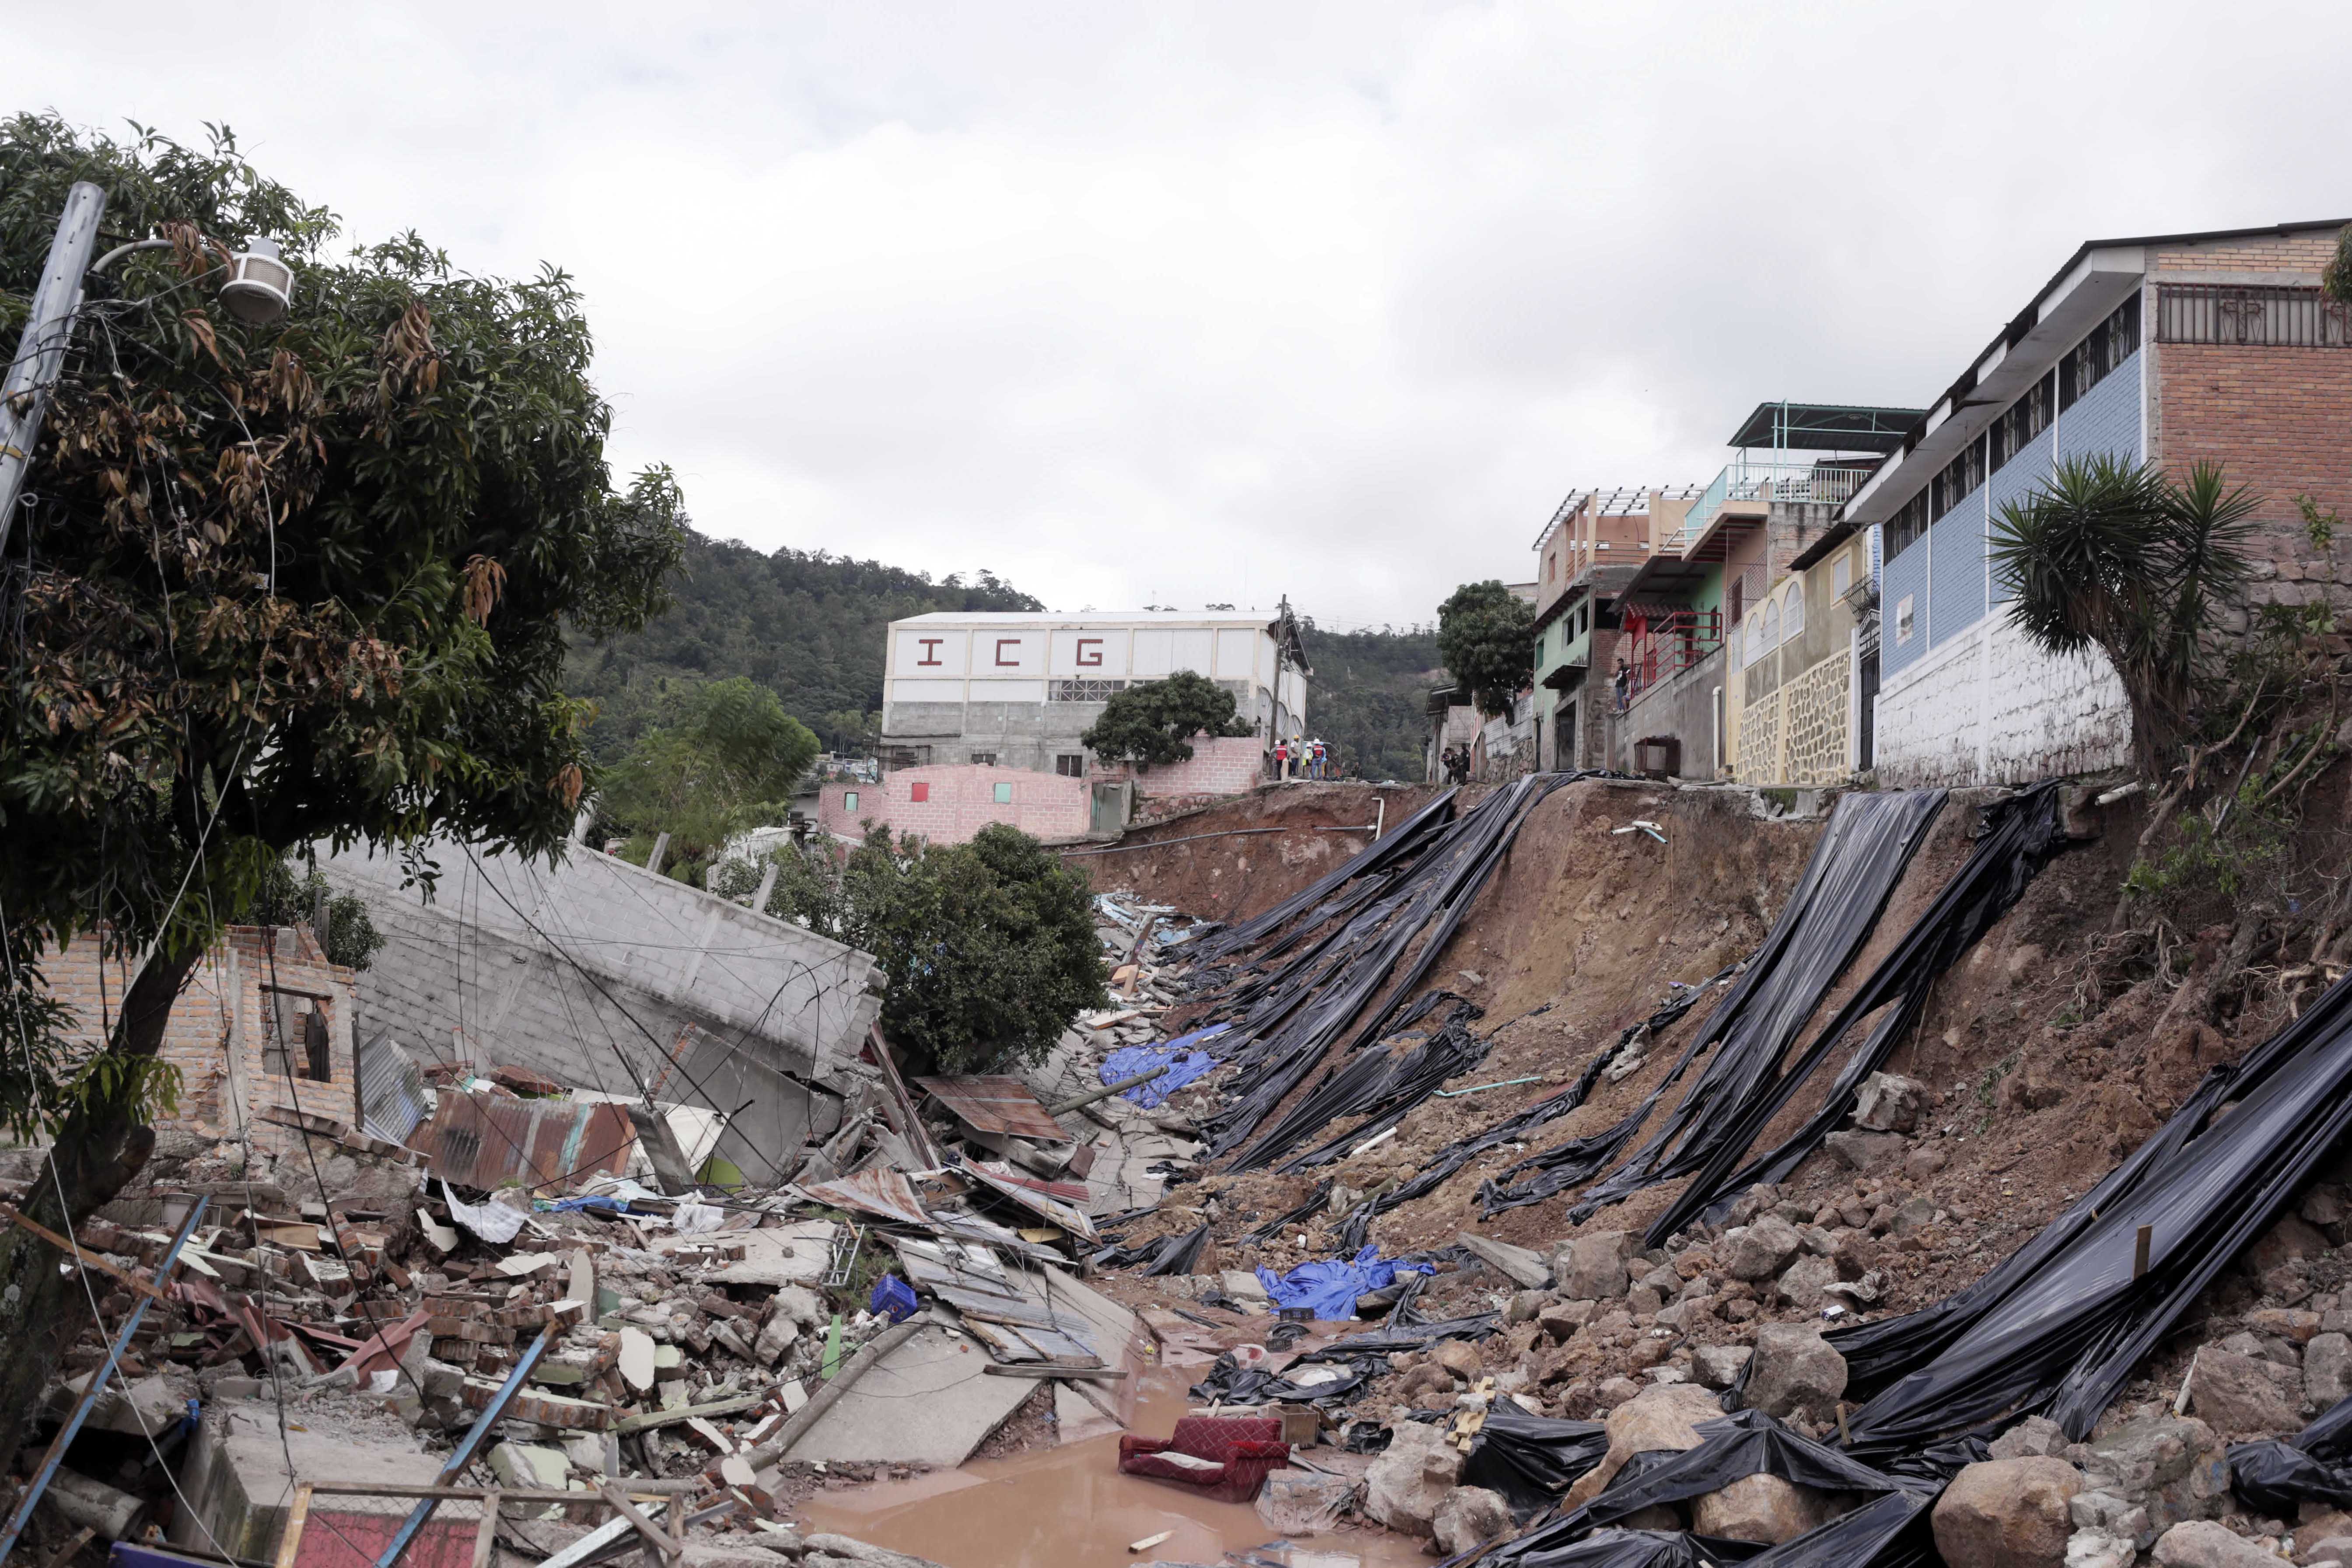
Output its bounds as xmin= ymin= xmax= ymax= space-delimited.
xmin=0 ymin=183 xmax=299 ymax=552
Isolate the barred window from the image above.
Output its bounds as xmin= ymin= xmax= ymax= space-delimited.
xmin=2060 ymin=293 xmax=2142 ymax=409
xmin=1885 ymin=491 xmax=1931 ymax=558
xmin=1990 ymin=372 xmax=2056 ymax=471
xmin=968 ymin=751 xmax=997 ymax=766
xmin=1055 ymin=753 xmax=1085 ymax=777
xmin=1049 ymin=679 xmax=1126 ymax=702
xmin=2156 ymin=283 xmax=2352 ymax=348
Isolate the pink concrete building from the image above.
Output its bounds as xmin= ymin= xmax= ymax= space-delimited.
xmin=818 ymin=738 xmax=1269 ymax=846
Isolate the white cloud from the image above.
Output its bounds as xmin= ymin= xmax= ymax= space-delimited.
xmin=6 ymin=1 xmax=2349 ymax=626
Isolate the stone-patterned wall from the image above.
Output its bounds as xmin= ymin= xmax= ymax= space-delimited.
xmin=1781 ymin=651 xmax=1852 ymax=786
xmin=1735 ymin=681 xmax=1780 ymax=783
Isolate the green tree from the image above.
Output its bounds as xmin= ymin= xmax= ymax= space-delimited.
xmin=250 ymin=856 xmax=387 ymax=972
xmin=0 ymin=116 xmax=682 ymax=1461
xmin=1436 ymin=581 xmax=1534 ymax=717
xmin=1080 ymin=670 xmax=1253 ymax=768
xmin=750 ymin=825 xmax=1105 ymax=1073
xmin=1990 ymin=455 xmax=2258 ymax=776
xmin=600 ymin=676 xmax=819 ymax=883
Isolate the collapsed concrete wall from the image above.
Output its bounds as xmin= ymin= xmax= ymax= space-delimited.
xmin=321 ymin=836 xmax=882 ymax=1183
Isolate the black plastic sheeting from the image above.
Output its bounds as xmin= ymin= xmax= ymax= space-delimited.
xmin=1480 ymin=790 xmax=1947 ymax=1222
xmin=2230 ymin=1391 xmax=2352 ymax=1512
xmin=1184 ymin=786 xmax=1464 ymax=967
xmin=1328 ymin=975 xmax=1733 ymax=1253
xmin=1192 ymin=774 xmax=1580 ymax=1161
xmin=1251 ymin=1002 xmax=1492 ymax=1173
xmin=1088 ymin=1219 xmax=1209 ymax=1276
xmin=1647 ymin=781 xmax=2079 ymax=1243
xmin=1488 ymin=1411 xmax=1934 ymax=1568
xmin=1832 ymin=963 xmax=2352 ymax=1463
xmin=1460 ymin=1405 xmax=1608 ymax=1521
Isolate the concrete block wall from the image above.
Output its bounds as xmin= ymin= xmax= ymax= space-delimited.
xmin=819 ymin=764 xmax=1092 ymax=845
xmin=321 ymin=837 xmax=881 ymax=1086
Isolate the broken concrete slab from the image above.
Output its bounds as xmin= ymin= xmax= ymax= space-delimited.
xmin=785 ymin=1324 xmax=1034 ymax=1467
xmin=702 ymin=1221 xmax=836 ymax=1288
xmin=1456 ymin=1232 xmax=1552 ymax=1290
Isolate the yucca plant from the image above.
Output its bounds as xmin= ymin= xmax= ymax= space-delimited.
xmin=1991 ymin=455 xmax=2259 ymax=776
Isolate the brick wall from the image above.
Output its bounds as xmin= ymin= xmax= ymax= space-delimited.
xmin=38 ymin=927 xmax=359 ymax=1156
xmin=2152 ymin=234 xmax=2343 ymax=275
xmin=1103 ymin=736 xmax=1265 ymax=796
xmin=820 ymin=765 xmax=1093 ymax=845
xmin=2158 ymin=343 xmax=2352 ymax=616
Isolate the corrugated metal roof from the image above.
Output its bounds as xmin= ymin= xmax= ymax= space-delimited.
xmin=356 ymin=1030 xmax=428 ymax=1147
xmin=798 ymin=1170 xmax=935 ymax=1229
xmin=914 ymin=1076 xmax=1069 ymax=1142
xmin=409 ymin=1091 xmax=636 ymax=1192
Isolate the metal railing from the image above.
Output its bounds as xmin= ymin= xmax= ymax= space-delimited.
xmin=1618 ymin=609 xmax=1723 ymax=705
xmin=1664 ymin=459 xmax=1876 ymax=553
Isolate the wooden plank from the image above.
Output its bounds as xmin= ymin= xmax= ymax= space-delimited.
xmin=981 ymin=1365 xmax=1126 ymax=1380
xmin=274 ymin=1482 xmax=312 ymax=1568
xmin=599 ymin=1481 xmax=682 ymax=1567
xmin=469 ymin=1491 xmax=500 ymax=1568
xmin=2 ymin=1207 xmax=171 ymax=1305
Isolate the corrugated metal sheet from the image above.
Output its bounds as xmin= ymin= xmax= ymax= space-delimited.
xmin=798 ymin=1169 xmax=934 ymax=1229
xmin=965 ymin=1159 xmax=1096 ymax=1240
xmin=409 ymin=1091 xmax=636 ymax=1192
xmin=914 ymin=1075 xmax=1069 ymax=1142
xmin=356 ymin=1030 xmax=428 ymax=1147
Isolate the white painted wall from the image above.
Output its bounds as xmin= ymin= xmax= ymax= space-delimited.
xmin=1873 ymin=609 xmax=2128 ymax=786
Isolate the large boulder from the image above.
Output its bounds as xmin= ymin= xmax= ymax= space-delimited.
xmin=2072 ymin=1415 xmax=2230 ymax=1545
xmin=2151 ymin=1521 xmax=2286 ymax=1568
xmin=1932 ymin=1457 xmax=2083 ymax=1568
xmin=1693 ymin=1344 xmax=1752 ymax=1390
xmin=1432 ymin=1486 xmax=1513 ymax=1555
xmin=1558 ymin=1232 xmax=1635 ymax=1300
xmin=2185 ymin=1347 xmax=2300 ymax=1435
xmin=1775 ymin=1254 xmax=1841 ymax=1312
xmin=1690 ymin=1474 xmax=1845 ymax=1544
xmin=1562 ymin=1383 xmax=1723 ymax=1506
xmin=2307 ymin=1332 xmax=2352 ymax=1409
xmin=1741 ymin=1323 xmax=1847 ymax=1420
xmin=1853 ymin=1072 xmax=1929 ymax=1133
xmin=1722 ymin=1216 xmax=1803 ymax=1282
xmin=1363 ymin=1420 xmax=1464 ymax=1536
xmin=1824 ymin=1129 xmax=1908 ymax=1170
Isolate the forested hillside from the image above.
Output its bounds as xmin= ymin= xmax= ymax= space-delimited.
xmin=565 ymin=532 xmax=1039 ymax=759
xmin=1300 ymin=620 xmax=1442 ymax=782
xmin=565 ymin=533 xmax=1440 ymax=782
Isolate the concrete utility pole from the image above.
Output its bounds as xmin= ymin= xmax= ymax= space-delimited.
xmin=0 ymin=182 xmax=107 ymax=558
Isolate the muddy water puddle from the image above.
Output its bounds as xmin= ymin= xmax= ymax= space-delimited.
xmin=799 ymin=1366 xmax=1428 ymax=1568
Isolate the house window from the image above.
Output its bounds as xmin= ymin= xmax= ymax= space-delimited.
xmin=1782 ymin=584 xmax=1804 ymax=641
xmin=262 ymin=988 xmax=332 ymax=1083
xmin=968 ymin=751 xmax=996 ymax=766
xmin=843 ymin=789 xmax=859 ymax=813
xmin=909 ymin=782 xmax=930 ymax=802
xmin=1990 ymin=372 xmax=2056 ymax=471
xmin=1832 ymin=554 xmax=1852 ymax=597
xmin=993 ymin=782 xmax=1013 ymax=804
xmin=1885 ymin=491 xmax=1931 ymax=558
xmin=1055 ymin=754 xmax=1085 ymax=777
xmin=1895 ymin=595 xmax=1916 ymax=644
xmin=2059 ymin=293 xmax=2142 ymax=409
xmin=1049 ymin=679 xmax=1127 ymax=702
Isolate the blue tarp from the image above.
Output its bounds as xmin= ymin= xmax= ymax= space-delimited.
xmin=1101 ymin=1025 xmax=1227 ymax=1109
xmin=1255 ymin=1246 xmax=1435 ymax=1320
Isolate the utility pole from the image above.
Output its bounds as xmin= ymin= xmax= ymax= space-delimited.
xmin=0 ymin=182 xmax=107 ymax=558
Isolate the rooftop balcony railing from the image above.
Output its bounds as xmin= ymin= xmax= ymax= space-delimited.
xmin=1662 ymin=459 xmax=1876 ymax=555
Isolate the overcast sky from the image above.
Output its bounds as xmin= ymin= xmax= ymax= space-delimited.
xmin=10 ymin=3 xmax=2348 ymax=629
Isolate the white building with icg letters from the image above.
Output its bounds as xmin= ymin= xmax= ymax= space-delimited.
xmin=877 ymin=611 xmax=1309 ymax=777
